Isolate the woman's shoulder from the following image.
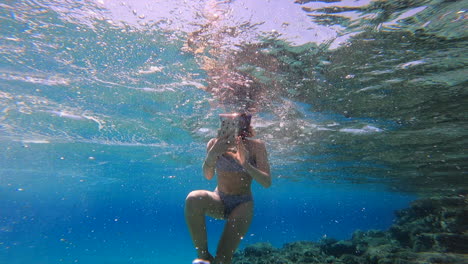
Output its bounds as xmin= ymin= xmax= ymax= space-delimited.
xmin=247 ymin=138 xmax=264 ymax=144
xmin=246 ymin=138 xmax=266 ymax=149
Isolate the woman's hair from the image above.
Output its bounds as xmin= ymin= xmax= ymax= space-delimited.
xmin=238 ymin=113 xmax=255 ymax=138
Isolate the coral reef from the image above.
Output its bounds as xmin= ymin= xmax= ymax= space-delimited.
xmin=233 ymin=195 xmax=468 ymax=264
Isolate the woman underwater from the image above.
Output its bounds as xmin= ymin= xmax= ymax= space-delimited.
xmin=185 ymin=113 xmax=271 ymax=264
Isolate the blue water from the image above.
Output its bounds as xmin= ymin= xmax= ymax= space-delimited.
xmin=1 ymin=0 xmax=465 ymax=263
xmin=0 ymin=140 xmax=414 ymax=263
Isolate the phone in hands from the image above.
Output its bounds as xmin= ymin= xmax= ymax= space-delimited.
xmin=217 ymin=113 xmax=240 ymax=153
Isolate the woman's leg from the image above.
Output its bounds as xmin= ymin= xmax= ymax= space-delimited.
xmin=214 ymin=201 xmax=253 ymax=264
xmin=185 ymin=190 xmax=224 ymax=261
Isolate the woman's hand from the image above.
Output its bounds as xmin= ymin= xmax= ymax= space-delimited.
xmin=230 ymin=136 xmax=250 ymax=167
xmin=205 ymin=134 xmax=234 ymax=167
xmin=203 ymin=136 xmax=231 ymax=180
xmin=208 ymin=136 xmax=230 ymax=157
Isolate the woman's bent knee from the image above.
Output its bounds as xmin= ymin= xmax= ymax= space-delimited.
xmin=185 ymin=190 xmax=209 ymax=211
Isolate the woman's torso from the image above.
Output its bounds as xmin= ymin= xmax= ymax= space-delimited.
xmin=215 ymin=139 xmax=256 ymax=195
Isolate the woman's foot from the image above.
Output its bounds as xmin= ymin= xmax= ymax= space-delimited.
xmin=192 ymin=259 xmax=211 ymax=264
xmin=193 ymin=251 xmax=214 ymax=264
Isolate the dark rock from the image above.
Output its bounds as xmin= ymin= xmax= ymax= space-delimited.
xmin=243 ymin=242 xmax=276 ymax=257
xmin=434 ymin=233 xmax=468 ymax=253
xmin=320 ymin=240 xmax=356 ymax=257
xmin=389 ymin=225 xmax=411 ymax=247
xmin=339 ymin=254 xmax=361 ymax=264
xmin=366 ymin=244 xmax=402 ymax=263
xmin=233 ymin=195 xmax=468 ymax=264
xmin=413 ymin=233 xmax=435 ymax=252
xmin=411 ymin=252 xmax=468 ymax=264
xmin=441 ymin=209 xmax=468 ymax=233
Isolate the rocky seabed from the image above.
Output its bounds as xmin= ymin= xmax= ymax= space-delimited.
xmin=233 ymin=195 xmax=468 ymax=264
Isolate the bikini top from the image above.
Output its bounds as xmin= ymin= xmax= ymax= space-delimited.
xmin=216 ymin=153 xmax=257 ymax=172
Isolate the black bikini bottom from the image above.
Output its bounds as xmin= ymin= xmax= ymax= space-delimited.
xmin=216 ymin=190 xmax=253 ymax=218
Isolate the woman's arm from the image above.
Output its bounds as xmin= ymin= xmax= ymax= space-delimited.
xmin=202 ymin=137 xmax=230 ymax=180
xmin=238 ymin=139 xmax=271 ymax=188
xmin=202 ymin=139 xmax=217 ymax=180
